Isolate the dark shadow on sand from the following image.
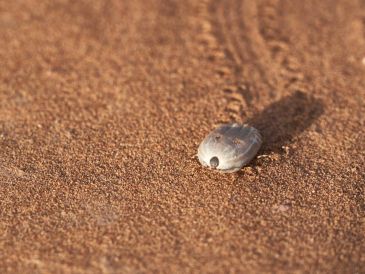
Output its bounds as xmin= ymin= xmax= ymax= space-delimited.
xmin=247 ymin=91 xmax=324 ymax=153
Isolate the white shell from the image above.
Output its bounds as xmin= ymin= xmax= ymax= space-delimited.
xmin=198 ymin=123 xmax=262 ymax=172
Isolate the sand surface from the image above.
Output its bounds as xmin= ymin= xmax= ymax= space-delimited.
xmin=1 ymin=0 xmax=364 ymax=273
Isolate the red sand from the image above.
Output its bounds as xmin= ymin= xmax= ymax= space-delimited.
xmin=0 ymin=0 xmax=364 ymax=273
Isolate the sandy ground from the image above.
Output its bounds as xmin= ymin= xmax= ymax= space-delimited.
xmin=0 ymin=0 xmax=364 ymax=273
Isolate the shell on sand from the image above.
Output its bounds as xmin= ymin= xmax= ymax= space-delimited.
xmin=198 ymin=123 xmax=262 ymax=172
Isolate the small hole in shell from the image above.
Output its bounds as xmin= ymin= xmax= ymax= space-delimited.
xmin=210 ymin=157 xmax=219 ymax=168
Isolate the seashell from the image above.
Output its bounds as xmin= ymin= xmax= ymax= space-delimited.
xmin=198 ymin=123 xmax=262 ymax=172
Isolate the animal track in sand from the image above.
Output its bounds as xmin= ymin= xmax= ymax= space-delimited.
xmin=207 ymin=0 xmax=310 ymax=118
xmin=196 ymin=0 xmax=311 ymax=126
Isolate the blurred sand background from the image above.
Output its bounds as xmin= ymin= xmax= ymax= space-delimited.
xmin=0 ymin=0 xmax=364 ymax=273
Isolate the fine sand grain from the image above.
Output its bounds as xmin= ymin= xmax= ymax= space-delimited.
xmin=0 ymin=0 xmax=364 ymax=273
